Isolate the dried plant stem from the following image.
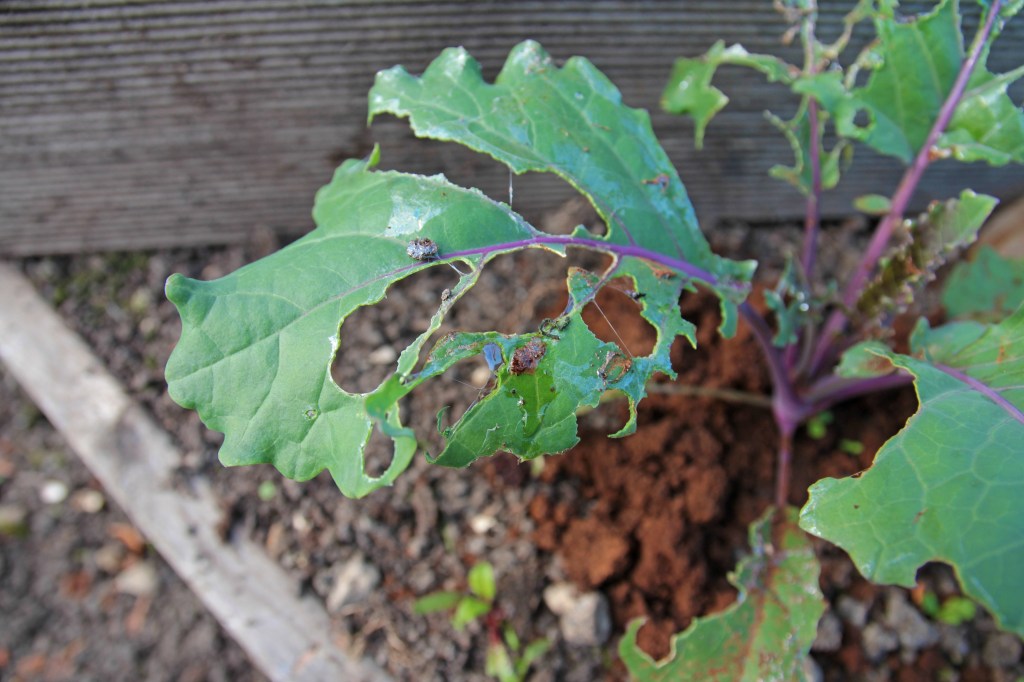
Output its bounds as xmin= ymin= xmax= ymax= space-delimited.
xmin=647 ymin=382 xmax=772 ymax=409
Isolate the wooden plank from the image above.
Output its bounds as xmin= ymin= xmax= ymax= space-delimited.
xmin=0 ymin=261 xmax=393 ymax=682
xmin=1 ymin=1 xmax=1022 ymax=255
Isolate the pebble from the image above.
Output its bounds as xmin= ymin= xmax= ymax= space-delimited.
xmin=802 ymin=656 xmax=824 ymax=682
xmin=861 ymin=622 xmax=900 ymax=662
xmin=326 ymin=553 xmax=381 ymax=613
xmin=115 ymin=561 xmax=159 ymax=597
xmin=542 ymin=582 xmax=610 ymax=647
xmin=40 ymin=480 xmax=69 ymax=505
xmin=264 ymin=522 xmax=286 ymax=560
xmin=0 ymin=504 xmax=28 ymax=536
xmin=367 ymin=345 xmax=398 ymax=365
xmin=468 ymin=513 xmax=497 ymax=535
xmin=70 ymin=489 xmax=105 ymax=513
xmin=882 ymin=590 xmax=938 ymax=652
xmin=938 ymin=624 xmax=970 ymax=664
xmin=94 ymin=543 xmax=125 ymax=573
xmin=291 ymin=512 xmax=311 ymax=535
xmin=982 ymin=631 xmax=1022 ymax=668
xmin=836 ymin=595 xmax=869 ymax=628
xmin=811 ymin=610 xmax=843 ymax=653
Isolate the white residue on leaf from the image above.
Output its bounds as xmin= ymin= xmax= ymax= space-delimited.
xmin=389 ymin=191 xmax=443 ymax=235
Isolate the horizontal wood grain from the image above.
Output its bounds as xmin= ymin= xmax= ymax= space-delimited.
xmin=2 ymin=1 xmax=1021 ymax=255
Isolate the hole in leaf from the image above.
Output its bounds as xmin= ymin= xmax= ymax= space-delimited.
xmin=362 ymin=423 xmax=395 ymax=479
xmin=367 ymin=125 xmax=608 ymax=236
xmin=851 ymin=107 xmax=872 ymax=131
xmin=581 ymin=277 xmax=657 ymax=358
xmin=437 ymin=249 xmax=573 ymax=336
xmin=529 ymin=181 xmax=607 ymax=237
xmin=332 ymin=265 xmax=459 ymax=394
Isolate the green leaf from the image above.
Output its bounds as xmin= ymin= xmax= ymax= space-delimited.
xmin=166 ymin=150 xmax=533 ymax=497
xmin=413 ymin=590 xmax=463 ymax=615
xmin=370 ymin=40 xmax=755 ymax=333
xmin=938 ymin=62 xmax=1024 ymax=164
xmin=167 ymin=42 xmax=757 ymax=494
xmin=834 ymin=340 xmax=899 ymax=378
xmin=516 ymin=639 xmax=551 ymax=677
xmin=485 ymin=641 xmax=517 ymax=682
xmin=810 ymin=0 xmax=1024 ymax=165
xmin=452 ymin=595 xmax=492 ymax=630
xmin=801 ymin=308 xmax=1024 ymax=636
xmin=467 ymin=562 xmax=496 ymax=602
xmin=937 ymin=596 xmax=977 ymax=625
xmin=661 ymin=41 xmax=797 ymax=149
xmin=854 ymin=193 xmax=893 ymax=216
xmin=619 ymin=508 xmax=824 ymax=682
xmin=763 ymin=257 xmax=812 ymax=347
xmin=767 ymin=103 xmax=847 ymax=196
xmin=942 ymin=245 xmax=1024 ymax=321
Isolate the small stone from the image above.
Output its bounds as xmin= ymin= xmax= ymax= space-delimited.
xmin=265 ymin=522 xmax=286 ymax=560
xmin=40 ymin=480 xmax=68 ymax=505
xmin=115 ymin=561 xmax=159 ymax=597
xmin=883 ymin=590 xmax=938 ymax=652
xmin=94 ymin=543 xmax=125 ymax=573
xmin=367 ymin=345 xmax=398 ymax=365
xmin=291 ymin=512 xmax=311 ymax=535
xmin=0 ymin=504 xmax=28 ymax=537
xmin=812 ymin=610 xmax=843 ymax=653
xmin=938 ymin=624 xmax=970 ymax=665
xmin=981 ymin=631 xmax=1022 ymax=668
xmin=862 ymin=623 xmax=900 ymax=662
xmin=543 ymin=582 xmax=610 ymax=647
xmin=802 ymin=656 xmax=824 ymax=682
xmin=71 ymin=489 xmax=105 ymax=513
xmin=468 ymin=513 xmax=496 ymax=535
xmin=127 ymin=287 xmax=153 ymax=316
xmin=837 ymin=595 xmax=870 ymax=628
xmin=326 ymin=553 xmax=381 ymax=613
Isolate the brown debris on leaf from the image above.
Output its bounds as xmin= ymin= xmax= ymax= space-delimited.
xmin=510 ymin=339 xmax=547 ymax=375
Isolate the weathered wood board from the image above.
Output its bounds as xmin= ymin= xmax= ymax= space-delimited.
xmin=2 ymin=1 xmax=1022 ymax=255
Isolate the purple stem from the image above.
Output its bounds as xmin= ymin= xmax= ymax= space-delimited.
xmin=738 ymin=302 xmax=810 ymax=432
xmin=802 ymin=98 xmax=822 ymax=281
xmin=933 ymin=362 xmax=1024 ymax=425
xmin=808 ymin=0 xmax=1004 ymax=376
xmin=444 ymin=234 xmax=733 ymax=291
xmin=775 ymin=429 xmax=794 ymax=510
xmin=805 ymin=371 xmax=913 ymax=413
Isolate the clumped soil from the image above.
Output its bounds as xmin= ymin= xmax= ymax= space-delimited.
xmin=3 ymin=223 xmax=1022 ymax=680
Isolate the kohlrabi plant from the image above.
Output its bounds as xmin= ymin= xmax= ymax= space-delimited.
xmin=164 ymin=0 xmax=1024 ymax=678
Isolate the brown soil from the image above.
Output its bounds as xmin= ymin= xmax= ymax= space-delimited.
xmin=529 ymin=287 xmax=920 ymax=663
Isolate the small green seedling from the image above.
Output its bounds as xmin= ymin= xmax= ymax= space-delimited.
xmin=920 ymin=591 xmax=979 ymax=626
xmin=414 ymin=562 xmax=549 ymax=681
xmin=805 ymin=411 xmax=834 ymax=440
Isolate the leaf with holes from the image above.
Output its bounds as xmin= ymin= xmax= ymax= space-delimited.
xmin=370 ymin=39 xmax=755 ymax=334
xmin=620 ymin=507 xmax=824 ymax=682
xmin=660 ymin=41 xmax=796 ymax=149
xmin=804 ymin=0 xmax=1024 ymax=165
xmin=166 ymin=42 xmax=756 ymax=496
xmin=766 ymin=101 xmax=847 ymax=196
xmin=800 ymin=307 xmax=1024 ymax=636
